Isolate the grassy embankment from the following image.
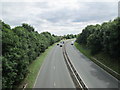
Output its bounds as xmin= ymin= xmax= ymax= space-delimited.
xmin=74 ymin=42 xmax=120 ymax=79
xmin=19 ymin=43 xmax=57 ymax=88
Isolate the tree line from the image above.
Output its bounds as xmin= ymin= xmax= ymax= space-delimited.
xmin=76 ymin=17 xmax=120 ymax=58
xmin=63 ymin=34 xmax=76 ymax=39
xmin=1 ymin=21 xmax=61 ymax=88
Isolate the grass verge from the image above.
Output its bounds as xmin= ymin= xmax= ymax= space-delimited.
xmin=74 ymin=42 xmax=120 ymax=80
xmin=19 ymin=43 xmax=56 ymax=88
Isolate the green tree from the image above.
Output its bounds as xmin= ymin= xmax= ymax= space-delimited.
xmin=2 ymin=20 xmax=60 ymax=88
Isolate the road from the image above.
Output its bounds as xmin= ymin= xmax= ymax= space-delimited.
xmin=34 ymin=40 xmax=119 ymax=88
xmin=34 ymin=44 xmax=75 ymax=88
xmin=65 ymin=41 xmax=119 ymax=88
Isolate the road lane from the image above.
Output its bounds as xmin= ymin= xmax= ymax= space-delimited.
xmin=34 ymin=45 xmax=75 ymax=88
xmin=65 ymin=41 xmax=119 ymax=88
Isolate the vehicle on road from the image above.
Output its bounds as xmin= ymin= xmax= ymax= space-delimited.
xmin=57 ymin=43 xmax=59 ymax=45
xmin=60 ymin=45 xmax=62 ymax=47
xmin=60 ymin=41 xmax=64 ymax=44
xmin=71 ymin=41 xmax=74 ymax=45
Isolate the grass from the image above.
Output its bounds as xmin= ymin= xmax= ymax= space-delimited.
xmin=74 ymin=42 xmax=120 ymax=79
xmin=19 ymin=43 xmax=56 ymax=88
xmin=94 ymin=53 xmax=119 ymax=73
xmin=74 ymin=42 xmax=91 ymax=59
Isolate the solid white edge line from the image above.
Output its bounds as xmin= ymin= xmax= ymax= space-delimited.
xmin=65 ymin=54 xmax=83 ymax=88
xmin=33 ymin=46 xmax=56 ymax=88
xmin=63 ymin=53 xmax=76 ymax=88
xmin=53 ymin=66 xmax=55 ymax=70
xmin=33 ymin=44 xmax=58 ymax=88
xmin=33 ymin=57 xmax=45 ymax=88
xmin=73 ymin=43 xmax=120 ymax=83
xmin=67 ymin=53 xmax=89 ymax=89
xmin=53 ymin=82 xmax=56 ymax=87
xmin=92 ymin=57 xmax=120 ymax=76
xmin=65 ymin=41 xmax=89 ymax=89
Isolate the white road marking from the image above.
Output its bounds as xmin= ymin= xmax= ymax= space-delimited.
xmin=106 ymin=82 xmax=110 ymax=85
xmin=54 ymin=66 xmax=55 ymax=70
xmin=33 ymin=58 xmax=45 ymax=88
xmin=53 ymin=82 xmax=56 ymax=87
xmin=91 ymin=68 xmax=96 ymax=71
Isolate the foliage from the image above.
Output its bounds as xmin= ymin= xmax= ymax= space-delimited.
xmin=63 ymin=34 xmax=76 ymax=39
xmin=76 ymin=17 xmax=120 ymax=58
xmin=1 ymin=21 xmax=60 ymax=88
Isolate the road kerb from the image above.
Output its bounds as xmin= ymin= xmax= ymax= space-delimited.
xmin=62 ymin=41 xmax=88 ymax=90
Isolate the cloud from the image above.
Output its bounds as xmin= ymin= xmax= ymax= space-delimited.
xmin=1 ymin=0 xmax=119 ymax=2
xmin=0 ymin=0 xmax=118 ymax=35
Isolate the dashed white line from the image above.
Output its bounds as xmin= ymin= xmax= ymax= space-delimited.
xmin=53 ymin=66 xmax=55 ymax=70
xmin=53 ymin=82 xmax=56 ymax=87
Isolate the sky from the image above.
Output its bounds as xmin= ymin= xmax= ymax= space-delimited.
xmin=0 ymin=0 xmax=119 ymax=35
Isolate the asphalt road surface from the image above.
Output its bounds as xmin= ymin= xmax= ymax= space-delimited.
xmin=34 ymin=40 xmax=119 ymax=88
xmin=65 ymin=41 xmax=119 ymax=88
xmin=34 ymin=44 xmax=75 ymax=88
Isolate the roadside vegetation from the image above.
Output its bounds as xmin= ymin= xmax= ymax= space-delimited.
xmin=19 ymin=43 xmax=56 ymax=88
xmin=75 ymin=18 xmax=120 ymax=77
xmin=1 ymin=20 xmax=61 ymax=88
xmin=63 ymin=34 xmax=77 ymax=39
xmin=1 ymin=17 xmax=119 ymax=88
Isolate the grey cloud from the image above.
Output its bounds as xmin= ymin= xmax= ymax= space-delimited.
xmin=39 ymin=2 xmax=117 ymax=23
xmin=38 ymin=8 xmax=75 ymax=22
xmin=33 ymin=2 xmax=51 ymax=8
xmin=1 ymin=1 xmax=118 ymax=35
xmin=72 ymin=2 xmax=117 ymax=22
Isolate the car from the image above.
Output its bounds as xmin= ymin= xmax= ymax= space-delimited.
xmin=60 ymin=45 xmax=62 ymax=47
xmin=71 ymin=43 xmax=73 ymax=45
xmin=57 ymin=43 xmax=59 ymax=45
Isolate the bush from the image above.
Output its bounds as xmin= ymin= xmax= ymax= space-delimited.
xmin=1 ymin=20 xmax=60 ymax=88
xmin=76 ymin=17 xmax=120 ymax=58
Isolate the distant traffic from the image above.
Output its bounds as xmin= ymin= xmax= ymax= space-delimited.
xmin=57 ymin=41 xmax=74 ymax=47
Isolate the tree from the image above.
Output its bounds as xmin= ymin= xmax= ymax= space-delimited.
xmin=1 ymin=20 xmax=61 ymax=88
xmin=87 ymin=33 xmax=102 ymax=54
xmin=76 ymin=17 xmax=120 ymax=58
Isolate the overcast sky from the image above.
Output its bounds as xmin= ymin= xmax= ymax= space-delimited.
xmin=0 ymin=0 xmax=119 ymax=35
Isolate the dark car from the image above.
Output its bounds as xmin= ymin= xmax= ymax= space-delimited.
xmin=71 ymin=43 xmax=73 ymax=45
xmin=60 ymin=45 xmax=62 ymax=47
xmin=57 ymin=43 xmax=59 ymax=45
